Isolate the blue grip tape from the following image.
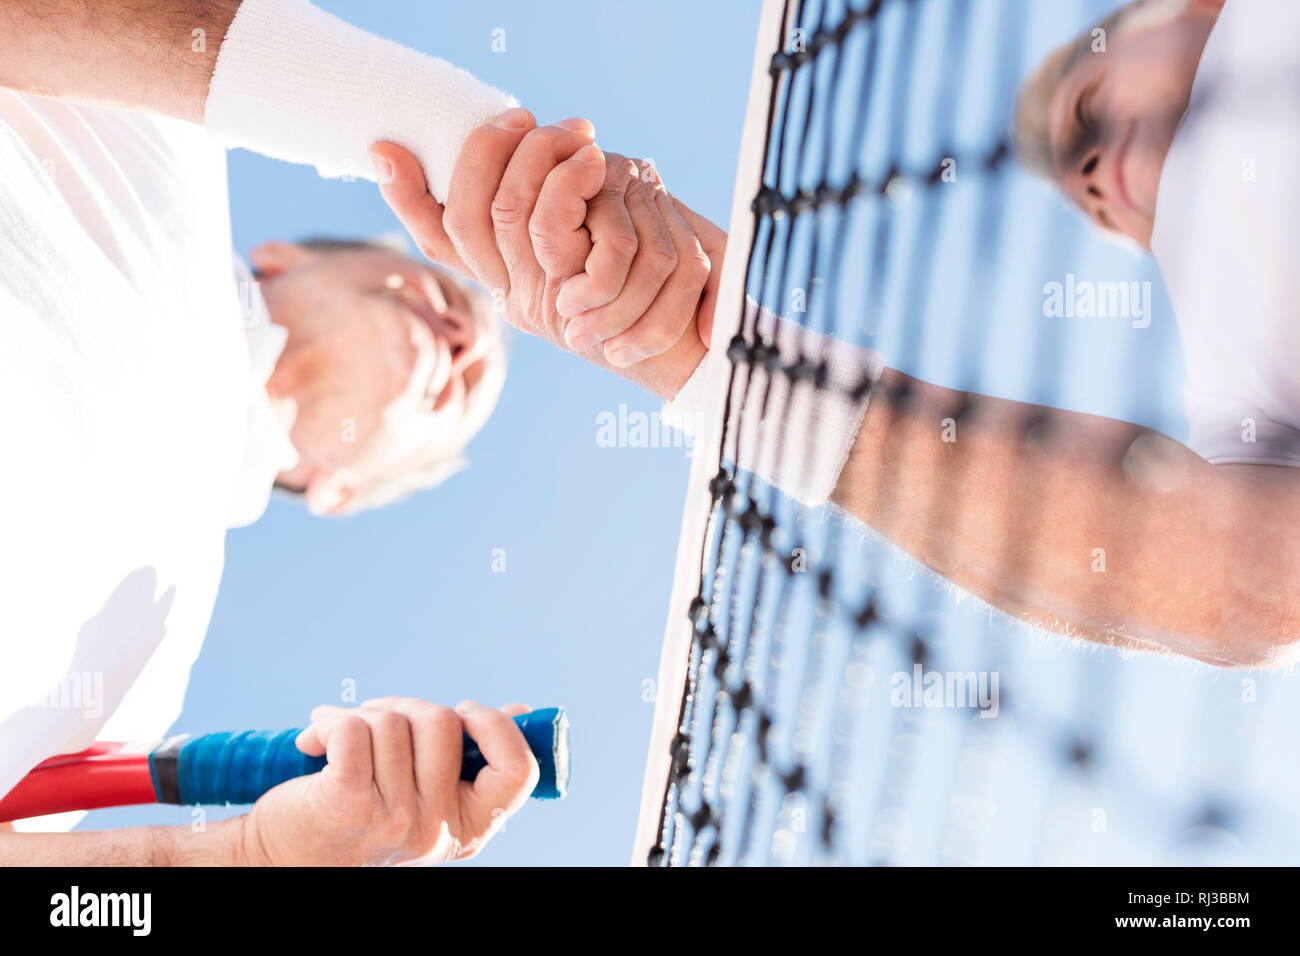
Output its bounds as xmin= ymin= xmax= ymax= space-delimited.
xmin=152 ymin=707 xmax=568 ymax=806
xmin=462 ymin=707 xmax=569 ymax=800
xmin=174 ymin=729 xmax=326 ymax=806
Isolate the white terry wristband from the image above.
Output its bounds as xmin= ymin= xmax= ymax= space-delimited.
xmin=205 ymin=0 xmax=516 ymax=202
xmin=662 ymin=302 xmax=885 ymax=507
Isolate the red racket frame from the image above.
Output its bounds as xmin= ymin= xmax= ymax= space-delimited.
xmin=0 ymin=743 xmax=157 ymax=822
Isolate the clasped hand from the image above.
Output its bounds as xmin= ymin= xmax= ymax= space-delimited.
xmin=371 ymin=108 xmax=725 ymax=398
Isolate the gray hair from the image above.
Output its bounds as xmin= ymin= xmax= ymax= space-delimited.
xmin=1012 ymin=0 xmax=1192 ymax=183
xmin=280 ymin=236 xmax=508 ymax=515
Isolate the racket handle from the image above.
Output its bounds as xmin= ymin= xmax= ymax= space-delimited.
xmin=150 ymin=707 xmax=569 ymax=807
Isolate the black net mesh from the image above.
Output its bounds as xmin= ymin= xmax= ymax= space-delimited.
xmin=643 ymin=0 xmax=1279 ymax=867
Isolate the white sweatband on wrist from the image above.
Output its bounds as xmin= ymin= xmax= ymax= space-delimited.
xmin=205 ymin=0 xmax=516 ymax=202
xmin=662 ymin=301 xmax=886 ymax=507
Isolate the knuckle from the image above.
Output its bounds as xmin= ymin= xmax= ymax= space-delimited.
xmin=422 ymin=705 xmax=463 ymax=738
xmin=589 ymin=278 xmax=622 ymax=306
xmin=528 ymin=215 xmax=567 ymax=263
xmin=606 ymin=225 xmax=639 ymax=261
xmin=527 ymin=209 xmax=555 ymax=243
xmin=521 ymin=125 xmax=569 ymax=158
xmin=523 ymin=753 xmax=541 ymax=787
xmin=338 ymin=714 xmax=370 ymax=736
xmin=531 ymin=124 xmax=566 ymax=144
xmin=685 ymin=249 xmax=712 ymax=285
xmin=372 ymin=709 xmax=410 ymax=737
xmin=645 ymin=238 xmax=678 ymax=277
xmin=491 ymin=190 xmax=531 ymax=228
xmin=518 ymin=126 xmax=552 ymax=151
xmin=441 ymin=203 xmax=469 ymax=239
xmin=502 ymin=752 xmax=540 ymax=790
xmin=605 ymin=156 xmax=638 ymax=189
xmin=324 ymin=716 xmax=369 ymax=754
xmin=627 ymin=172 xmax=666 ymax=200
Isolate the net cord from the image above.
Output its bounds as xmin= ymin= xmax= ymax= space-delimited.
xmin=629 ymin=0 xmax=793 ymax=867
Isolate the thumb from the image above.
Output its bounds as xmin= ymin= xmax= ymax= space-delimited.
xmin=673 ymin=198 xmax=727 ymax=348
xmin=371 ymin=141 xmax=471 ymax=278
xmin=453 ymin=701 xmax=538 ymax=836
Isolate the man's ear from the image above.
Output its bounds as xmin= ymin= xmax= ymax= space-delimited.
xmin=304 ymin=470 xmax=357 ymax=517
xmin=249 ymin=241 xmax=314 ymax=280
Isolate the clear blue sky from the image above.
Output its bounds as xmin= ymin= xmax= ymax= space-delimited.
xmin=80 ymin=0 xmax=1300 ymax=865
xmin=78 ymin=0 xmax=761 ymax=865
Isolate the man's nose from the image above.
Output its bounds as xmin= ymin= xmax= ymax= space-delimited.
xmin=434 ymin=310 xmax=480 ymax=375
xmin=1078 ymin=149 xmax=1105 ymax=200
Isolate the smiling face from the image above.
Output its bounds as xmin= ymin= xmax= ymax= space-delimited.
xmin=252 ymin=241 xmax=504 ymax=515
xmin=1016 ymin=0 xmax=1222 ymax=249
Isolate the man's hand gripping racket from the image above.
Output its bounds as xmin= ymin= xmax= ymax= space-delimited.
xmin=0 ymin=699 xmax=569 ymax=866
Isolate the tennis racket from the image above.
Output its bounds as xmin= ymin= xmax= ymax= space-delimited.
xmin=0 ymin=707 xmax=569 ymax=823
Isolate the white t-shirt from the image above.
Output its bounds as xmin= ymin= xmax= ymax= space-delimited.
xmin=1152 ymin=0 xmax=1300 ymax=465
xmin=0 ymin=92 xmax=295 ymax=826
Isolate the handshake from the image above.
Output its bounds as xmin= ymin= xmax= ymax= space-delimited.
xmin=368 ymin=108 xmax=726 ymax=400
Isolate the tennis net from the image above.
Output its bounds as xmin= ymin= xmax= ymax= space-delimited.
xmin=633 ymin=0 xmax=1283 ymax=867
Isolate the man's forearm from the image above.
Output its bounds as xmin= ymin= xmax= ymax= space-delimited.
xmin=0 ymin=816 xmax=248 ymax=865
xmin=832 ymin=369 xmax=1300 ymax=667
xmin=0 ymin=0 xmax=239 ymax=121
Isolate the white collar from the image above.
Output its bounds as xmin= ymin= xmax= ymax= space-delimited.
xmin=228 ymin=255 xmax=299 ymax=528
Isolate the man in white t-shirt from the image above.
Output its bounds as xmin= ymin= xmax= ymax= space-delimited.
xmin=387 ymin=0 xmax=1300 ymax=672
xmin=850 ymin=0 xmax=1300 ymax=669
xmin=0 ymin=0 xmax=718 ymax=864
xmin=827 ymin=0 xmax=1300 ymax=670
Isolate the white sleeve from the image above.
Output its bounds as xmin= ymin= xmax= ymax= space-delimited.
xmin=1150 ymin=0 xmax=1300 ymax=468
xmin=663 ymin=301 xmax=885 ymax=507
xmin=204 ymin=0 xmax=516 ymax=202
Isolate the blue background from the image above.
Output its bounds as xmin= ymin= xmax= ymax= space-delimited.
xmin=79 ymin=0 xmax=1300 ymax=866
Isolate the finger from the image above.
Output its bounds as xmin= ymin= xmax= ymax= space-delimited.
xmin=672 ymin=197 xmax=726 ymax=247
xmin=673 ymin=198 xmax=728 ymax=346
xmin=297 ymin=703 xmax=353 ymax=755
xmin=441 ymin=108 xmax=540 ymax=293
xmin=602 ymin=191 xmax=710 ymax=367
xmin=555 ymin=155 xmax=641 ymax=319
xmin=500 ymin=703 xmax=531 ymax=717
xmin=371 ymin=142 xmax=470 ymax=278
xmin=302 ymin=705 xmax=414 ymax=804
xmin=492 ymin=121 xmax=597 ymax=288
xmin=454 ymin=699 xmax=538 ymax=831
xmin=528 ymin=143 xmax=604 ymax=279
xmin=561 ymin=178 xmax=679 ymax=354
xmin=363 ymin=697 xmax=463 ymax=802
xmin=355 ymin=707 xmax=416 ymax=805
xmin=297 ymin=714 xmax=373 ymax=790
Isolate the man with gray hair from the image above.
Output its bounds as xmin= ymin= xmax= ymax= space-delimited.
xmin=0 ymin=0 xmax=715 ymax=864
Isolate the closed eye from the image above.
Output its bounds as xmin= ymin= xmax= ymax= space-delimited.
xmin=1070 ymin=76 xmax=1104 ymax=164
